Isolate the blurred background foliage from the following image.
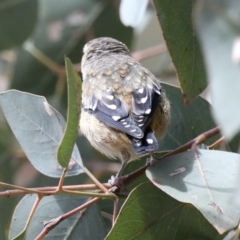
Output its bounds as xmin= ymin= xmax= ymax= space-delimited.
xmin=0 ymin=0 xmax=177 ymax=232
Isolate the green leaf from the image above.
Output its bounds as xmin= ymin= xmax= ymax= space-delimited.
xmin=9 ymin=195 xmax=107 ymax=240
xmin=0 ymin=90 xmax=83 ymax=178
xmin=146 ymin=149 xmax=240 ymax=232
xmin=57 ymin=58 xmax=81 ymax=168
xmin=0 ymin=219 xmax=6 ymax=240
xmin=106 ymin=183 xmax=219 ymax=240
xmin=194 ymin=1 xmax=240 ymax=140
xmin=0 ymin=0 xmax=38 ymax=50
xmin=160 ymin=84 xmax=217 ymax=151
xmin=153 ymin=1 xmax=207 ymax=103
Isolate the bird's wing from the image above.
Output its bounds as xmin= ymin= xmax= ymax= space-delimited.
xmin=82 ymin=88 xmax=144 ymax=139
xmin=82 ymin=64 xmax=161 ymax=140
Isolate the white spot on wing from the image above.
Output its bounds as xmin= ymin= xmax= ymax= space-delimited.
xmin=138 ymin=123 xmax=144 ymax=127
xmin=147 ymin=138 xmax=153 ymax=144
xmin=106 ymin=104 xmax=117 ymax=110
xmin=145 ymin=108 xmax=151 ymax=114
xmin=136 ymin=141 xmax=141 ymax=146
xmin=138 ymin=87 xmax=144 ymax=93
xmin=141 ymin=95 xmax=148 ymax=103
xmin=112 ymin=116 xmax=121 ymax=121
xmin=130 ymin=129 xmax=136 ymax=132
xmin=125 ymin=125 xmax=130 ymax=128
xmin=105 ymin=95 xmax=114 ymax=100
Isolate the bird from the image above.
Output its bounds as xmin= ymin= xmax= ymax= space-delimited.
xmin=80 ymin=37 xmax=170 ymax=180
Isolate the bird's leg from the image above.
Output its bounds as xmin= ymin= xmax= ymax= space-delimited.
xmin=116 ymin=149 xmax=130 ymax=177
xmin=109 ymin=150 xmax=129 ymax=184
xmin=108 ymin=150 xmax=130 ymax=193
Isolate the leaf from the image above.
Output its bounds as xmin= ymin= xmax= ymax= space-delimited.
xmin=146 ymin=149 xmax=240 ymax=233
xmin=194 ymin=1 xmax=240 ymax=140
xmin=0 ymin=0 xmax=38 ymax=50
xmin=57 ymin=58 xmax=81 ymax=168
xmin=119 ymin=0 xmax=148 ymax=27
xmin=9 ymin=195 xmax=107 ymax=240
xmin=106 ymin=183 xmax=219 ymax=240
xmin=160 ymin=84 xmax=218 ymax=151
xmin=0 ymin=220 xmax=6 ymax=240
xmin=153 ymin=1 xmax=207 ymax=103
xmin=0 ymin=90 xmax=83 ymax=178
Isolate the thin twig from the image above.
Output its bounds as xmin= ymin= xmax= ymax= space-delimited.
xmin=81 ymin=165 xmax=110 ymax=194
xmin=0 ymin=183 xmax=111 ymax=198
xmin=23 ymin=41 xmax=65 ymax=75
xmin=0 ymin=182 xmax=49 ymax=195
xmin=112 ymin=198 xmax=119 ymax=226
xmin=208 ymin=137 xmax=225 ymax=149
xmin=131 ymin=44 xmax=167 ymax=62
xmin=56 ymin=168 xmax=67 ymax=192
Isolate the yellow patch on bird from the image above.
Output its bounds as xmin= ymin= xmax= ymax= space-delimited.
xmin=104 ymin=70 xmax=112 ymax=76
xmin=119 ymin=69 xmax=127 ymax=77
xmin=113 ymin=83 xmax=119 ymax=90
xmin=91 ymin=71 xmax=97 ymax=77
xmin=120 ymin=64 xmax=128 ymax=70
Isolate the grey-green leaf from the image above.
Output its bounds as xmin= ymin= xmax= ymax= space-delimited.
xmin=194 ymin=1 xmax=240 ymax=140
xmin=0 ymin=90 xmax=83 ymax=178
xmin=9 ymin=195 xmax=107 ymax=240
xmin=146 ymin=149 xmax=240 ymax=232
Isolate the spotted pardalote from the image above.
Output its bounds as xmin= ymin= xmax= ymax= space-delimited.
xmin=80 ymin=37 xmax=170 ymax=176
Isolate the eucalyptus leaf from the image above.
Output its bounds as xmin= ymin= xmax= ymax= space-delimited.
xmin=57 ymin=58 xmax=81 ymax=168
xmin=146 ymin=149 xmax=240 ymax=233
xmin=194 ymin=0 xmax=240 ymax=140
xmin=9 ymin=195 xmax=107 ymax=240
xmin=0 ymin=90 xmax=83 ymax=178
xmin=106 ymin=183 xmax=219 ymax=240
xmin=153 ymin=0 xmax=207 ymax=103
xmin=160 ymin=84 xmax=217 ymax=151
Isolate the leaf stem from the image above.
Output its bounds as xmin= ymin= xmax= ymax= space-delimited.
xmin=23 ymin=41 xmax=65 ymax=75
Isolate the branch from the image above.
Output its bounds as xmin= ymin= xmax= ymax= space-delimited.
xmin=0 ymin=183 xmax=111 ymax=198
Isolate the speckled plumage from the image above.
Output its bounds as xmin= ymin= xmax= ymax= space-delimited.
xmin=80 ymin=37 xmax=170 ymax=172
